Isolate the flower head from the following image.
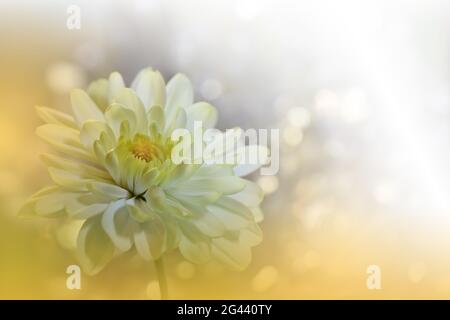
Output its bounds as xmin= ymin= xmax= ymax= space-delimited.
xmin=21 ymin=68 xmax=265 ymax=275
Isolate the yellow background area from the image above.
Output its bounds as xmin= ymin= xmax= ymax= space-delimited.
xmin=1 ymin=0 xmax=450 ymax=299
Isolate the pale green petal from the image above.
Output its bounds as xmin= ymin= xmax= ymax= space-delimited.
xmin=93 ymin=131 xmax=117 ymax=165
xmin=134 ymin=168 xmax=159 ymax=196
xmin=173 ymin=176 xmax=246 ymax=196
xmin=233 ymin=145 xmax=270 ymax=177
xmin=21 ymin=187 xmax=79 ymax=218
xmin=55 ymin=219 xmax=85 ymax=250
xmin=160 ymin=164 xmax=200 ymax=187
xmin=28 ymin=185 xmax=61 ymax=199
xmin=70 ymin=203 xmax=108 ymax=219
xmin=41 ymin=153 xmax=111 ymax=181
xmin=19 ymin=196 xmax=43 ymax=218
xmin=228 ymin=180 xmax=263 ymax=207
xmin=64 ymin=197 xmax=85 ymax=216
xmin=104 ymin=151 xmax=121 ymax=184
xmin=35 ymin=193 xmax=66 ymax=216
xmin=125 ymin=198 xmax=155 ymax=223
xmin=131 ymin=68 xmax=166 ymax=110
xmin=107 ymin=72 xmax=125 ymax=103
xmin=87 ymin=78 xmax=109 ymax=111
xmin=133 ymin=214 xmax=166 ymax=261
xmin=211 ymin=237 xmax=252 ymax=271
xmin=101 ymin=199 xmax=136 ymax=252
xmin=120 ymin=155 xmax=145 ymax=192
xmin=191 ymin=211 xmax=227 ymax=237
xmin=239 ymin=223 xmax=263 ymax=247
xmin=185 ymin=102 xmax=218 ymax=131
xmin=19 ymin=186 xmax=61 ymax=217
xmin=151 ymin=195 xmax=190 ymax=218
xmin=165 ymin=73 xmax=193 ymax=124
xmin=77 ymin=216 xmax=115 ymax=275
xmin=207 ymin=197 xmax=254 ymax=230
xmin=178 ymin=223 xmax=210 ymax=264
xmin=164 ymin=107 xmax=186 ymax=137
xmin=250 ymin=207 xmax=264 ymax=223
xmin=105 ymin=103 xmax=137 ymax=137
xmin=36 ymin=124 xmax=96 ymax=162
xmin=168 ymin=190 xmax=221 ymax=207
xmin=80 ymin=120 xmax=116 ymax=150
xmin=124 ymin=157 xmax=138 ymax=193
xmin=35 ymin=106 xmax=77 ymax=129
xmin=89 ymin=181 xmax=130 ymax=199
xmin=48 ymin=167 xmax=90 ymax=190
xmin=194 ymin=165 xmax=234 ymax=177
xmin=159 ymin=214 xmax=180 ymax=251
xmin=21 ymin=198 xmax=64 ymax=218
xmin=36 ymin=123 xmax=80 ymax=146
xmin=148 ymin=105 xmax=165 ymax=132
xmin=112 ymin=88 xmax=148 ymax=133
xmin=70 ymin=89 xmax=104 ymax=125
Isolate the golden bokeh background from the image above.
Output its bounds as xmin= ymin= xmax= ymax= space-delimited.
xmin=1 ymin=0 xmax=450 ymax=299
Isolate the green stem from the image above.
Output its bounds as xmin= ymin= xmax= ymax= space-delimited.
xmin=155 ymin=257 xmax=168 ymax=300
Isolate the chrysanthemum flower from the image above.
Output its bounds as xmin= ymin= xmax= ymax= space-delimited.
xmin=21 ymin=68 xmax=266 ymax=276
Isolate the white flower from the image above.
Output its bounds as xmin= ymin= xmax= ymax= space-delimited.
xmin=21 ymin=68 xmax=265 ymax=275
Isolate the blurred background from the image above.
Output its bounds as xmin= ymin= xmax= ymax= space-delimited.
xmin=1 ymin=0 xmax=450 ymax=299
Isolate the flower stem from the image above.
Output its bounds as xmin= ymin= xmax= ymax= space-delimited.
xmin=155 ymin=257 xmax=168 ymax=300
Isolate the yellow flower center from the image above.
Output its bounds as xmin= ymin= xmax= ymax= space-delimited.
xmin=130 ymin=135 xmax=165 ymax=162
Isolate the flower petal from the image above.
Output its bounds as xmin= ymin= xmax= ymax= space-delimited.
xmin=87 ymin=78 xmax=109 ymax=111
xmin=70 ymin=203 xmax=108 ymax=219
xmin=35 ymin=106 xmax=77 ymax=129
xmin=77 ymin=216 xmax=115 ymax=275
xmin=211 ymin=237 xmax=252 ymax=271
xmin=101 ymin=199 xmax=135 ymax=252
xmin=80 ymin=120 xmax=116 ymax=150
xmin=36 ymin=124 xmax=96 ymax=162
xmin=70 ymin=89 xmax=104 ymax=125
xmin=228 ymin=180 xmax=264 ymax=207
xmin=36 ymin=123 xmax=79 ymax=145
xmin=104 ymin=151 xmax=121 ymax=184
xmin=164 ymin=107 xmax=186 ymax=137
xmin=18 ymin=186 xmax=63 ymax=217
xmin=233 ymin=145 xmax=270 ymax=177
xmin=112 ymin=88 xmax=148 ymax=133
xmin=239 ymin=223 xmax=263 ymax=247
xmin=34 ymin=193 xmax=66 ymax=216
xmin=185 ymin=102 xmax=218 ymax=131
xmin=133 ymin=214 xmax=166 ymax=261
xmin=41 ymin=153 xmax=111 ymax=181
xmin=48 ymin=167 xmax=90 ymax=190
xmin=178 ymin=223 xmax=210 ymax=264
xmin=191 ymin=211 xmax=227 ymax=237
xmin=89 ymin=181 xmax=130 ymax=199
xmin=134 ymin=168 xmax=159 ymax=196
xmin=148 ymin=105 xmax=165 ymax=132
xmin=165 ymin=73 xmax=193 ymax=123
xmin=55 ymin=219 xmax=85 ymax=250
xmin=173 ymin=176 xmax=246 ymax=196
xmin=250 ymin=207 xmax=264 ymax=223
xmin=131 ymin=68 xmax=166 ymax=110
xmin=105 ymin=103 xmax=137 ymax=137
xmin=107 ymin=72 xmax=125 ymax=103
xmin=207 ymin=197 xmax=254 ymax=230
